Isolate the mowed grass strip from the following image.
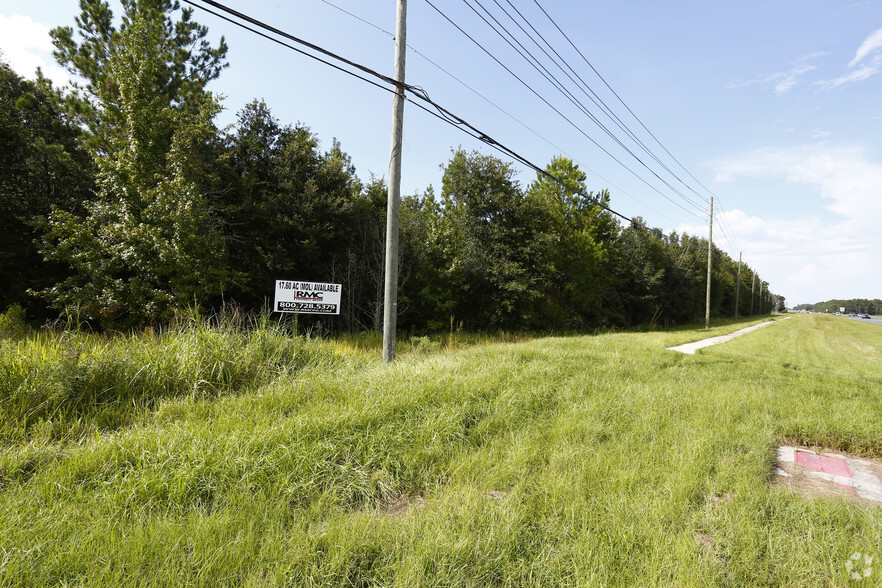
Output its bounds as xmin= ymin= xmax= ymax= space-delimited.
xmin=1 ymin=315 xmax=881 ymax=586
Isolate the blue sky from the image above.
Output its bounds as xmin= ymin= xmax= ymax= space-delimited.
xmin=3 ymin=1 xmax=882 ymax=307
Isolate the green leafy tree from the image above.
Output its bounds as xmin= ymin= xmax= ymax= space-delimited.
xmin=399 ymin=185 xmax=460 ymax=331
xmin=41 ymin=12 xmax=227 ymax=327
xmin=218 ymin=100 xmax=287 ymax=307
xmin=603 ymin=219 xmax=669 ymax=326
xmin=221 ymin=102 xmax=361 ymax=312
xmin=527 ymin=156 xmax=616 ymax=327
xmin=662 ymin=234 xmax=707 ymax=324
xmin=340 ymin=177 xmax=387 ymax=331
xmin=776 ymin=296 xmax=787 ymax=312
xmin=437 ymin=149 xmax=552 ymax=329
xmin=50 ymin=0 xmax=228 ymax=150
xmin=392 ymin=187 xmax=440 ymax=332
xmin=0 ymin=60 xmax=93 ymax=319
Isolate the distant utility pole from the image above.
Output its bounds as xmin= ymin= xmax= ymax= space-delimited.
xmin=382 ymin=0 xmax=407 ymax=363
xmin=750 ymin=274 xmax=755 ymax=316
xmin=705 ymin=196 xmax=713 ymax=329
xmin=734 ymin=251 xmax=742 ymax=319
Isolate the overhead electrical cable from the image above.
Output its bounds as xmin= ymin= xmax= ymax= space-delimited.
xmin=182 ymin=0 xmax=634 ymax=223
xmin=456 ymin=0 xmax=707 ymax=218
xmin=317 ymin=0 xmax=675 ymax=221
xmin=183 ymin=0 xmax=396 ymax=92
xmin=711 ymin=205 xmax=750 ymax=270
xmin=184 ymin=1 xmax=774 ymax=310
xmin=184 ymin=0 xmax=747 ymax=264
xmin=318 ymin=0 xmax=582 ymax=175
xmin=711 ymin=213 xmax=740 ymax=256
xmin=531 ymin=0 xmax=719 ymax=204
xmin=406 ymin=86 xmax=637 ymax=222
xmin=423 ymin=0 xmax=705 ymax=222
xmin=492 ymin=0 xmax=708 ymax=211
xmin=713 ymin=194 xmax=747 ymax=253
xmin=317 ymin=0 xmax=393 ymax=38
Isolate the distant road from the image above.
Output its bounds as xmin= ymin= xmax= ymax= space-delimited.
xmin=843 ymin=315 xmax=882 ymax=326
xmin=793 ymin=313 xmax=882 ymax=326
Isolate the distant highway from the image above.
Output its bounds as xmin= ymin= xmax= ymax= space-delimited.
xmin=843 ymin=314 xmax=882 ymax=326
xmin=788 ymin=312 xmax=882 ymax=325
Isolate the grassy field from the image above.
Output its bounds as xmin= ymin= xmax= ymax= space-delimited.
xmin=1 ymin=313 xmax=881 ymax=586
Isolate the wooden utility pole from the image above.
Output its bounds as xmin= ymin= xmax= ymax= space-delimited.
xmin=750 ymin=274 xmax=756 ymax=316
xmin=705 ymin=196 xmax=713 ymax=329
xmin=382 ymin=0 xmax=407 ymax=363
xmin=734 ymin=251 xmax=742 ymax=319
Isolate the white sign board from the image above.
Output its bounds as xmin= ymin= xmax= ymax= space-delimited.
xmin=274 ymin=280 xmax=342 ymax=315
xmin=840 ymin=307 xmax=846 ymax=313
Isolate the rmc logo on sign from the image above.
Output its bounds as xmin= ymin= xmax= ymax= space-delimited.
xmin=274 ymin=280 xmax=342 ymax=315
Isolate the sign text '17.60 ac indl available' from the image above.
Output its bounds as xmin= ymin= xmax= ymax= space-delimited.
xmin=274 ymin=280 xmax=342 ymax=315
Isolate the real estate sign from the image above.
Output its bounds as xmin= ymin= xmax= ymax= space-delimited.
xmin=274 ymin=280 xmax=342 ymax=315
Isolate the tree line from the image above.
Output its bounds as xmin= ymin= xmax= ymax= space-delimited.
xmin=0 ymin=0 xmax=778 ymax=333
xmin=795 ymin=300 xmax=882 ymax=315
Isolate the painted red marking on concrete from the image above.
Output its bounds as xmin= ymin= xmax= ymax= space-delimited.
xmin=795 ymin=451 xmax=851 ymax=477
xmin=835 ymin=482 xmax=853 ymax=490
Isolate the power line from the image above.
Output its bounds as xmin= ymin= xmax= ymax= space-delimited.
xmin=318 ymin=0 xmax=585 ymax=174
xmin=316 ymin=0 xmax=674 ymax=223
xmin=183 ymin=0 xmax=634 ymax=223
xmin=531 ymin=0 xmax=718 ymax=204
xmin=453 ymin=0 xmax=708 ymax=217
xmin=491 ymin=0 xmax=709 ymax=212
xmin=466 ymin=0 xmax=707 ymax=214
xmin=318 ymin=0 xmax=394 ymax=37
xmin=184 ymin=0 xmax=395 ymax=93
xmin=424 ymin=0 xmax=706 ymax=222
xmin=185 ymin=0 xmax=758 ymax=280
xmin=711 ymin=195 xmax=762 ymax=288
xmin=713 ymin=194 xmax=747 ymax=253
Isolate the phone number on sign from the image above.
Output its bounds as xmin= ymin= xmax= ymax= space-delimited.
xmin=276 ymin=302 xmax=337 ymax=313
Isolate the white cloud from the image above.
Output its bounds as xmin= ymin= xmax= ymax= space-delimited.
xmin=0 ymin=14 xmax=69 ymax=84
xmin=712 ymin=144 xmax=882 ymax=221
xmin=731 ymin=36 xmax=882 ymax=94
xmin=815 ymin=54 xmax=882 ymax=90
xmin=790 ymin=264 xmax=819 ymax=287
xmin=773 ymin=64 xmax=817 ymax=95
xmin=814 ymin=28 xmax=882 ymax=89
xmin=693 ymin=145 xmax=882 ymax=303
xmin=849 ymin=26 xmax=882 ymax=67
xmin=727 ymin=63 xmax=817 ymax=95
xmin=678 ymin=207 xmax=878 ymax=304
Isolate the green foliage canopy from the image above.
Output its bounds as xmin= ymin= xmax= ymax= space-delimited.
xmin=0 ymin=61 xmax=93 ymax=319
xmin=41 ymin=10 xmax=227 ymax=328
xmin=50 ymin=0 xmax=228 ymax=150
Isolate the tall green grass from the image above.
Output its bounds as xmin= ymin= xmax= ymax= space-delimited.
xmin=0 ymin=312 xmax=332 ymax=443
xmin=1 ymin=314 xmax=881 ymax=586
